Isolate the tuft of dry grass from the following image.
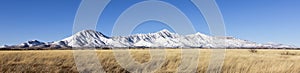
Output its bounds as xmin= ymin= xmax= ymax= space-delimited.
xmin=249 ymin=49 xmax=258 ymax=53
xmin=0 ymin=49 xmax=300 ymax=73
xmin=280 ymin=51 xmax=297 ymax=55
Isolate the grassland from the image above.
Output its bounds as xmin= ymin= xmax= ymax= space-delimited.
xmin=1 ymin=49 xmax=300 ymax=73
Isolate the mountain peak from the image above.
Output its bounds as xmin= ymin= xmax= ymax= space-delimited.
xmin=154 ymin=29 xmax=177 ymax=38
xmin=158 ymin=29 xmax=171 ymax=33
xmin=61 ymin=30 xmax=111 ymax=47
xmin=195 ymin=32 xmax=207 ymax=36
xmin=78 ymin=30 xmax=98 ymax=34
xmin=156 ymin=29 xmax=174 ymax=35
xmin=75 ymin=30 xmax=108 ymax=38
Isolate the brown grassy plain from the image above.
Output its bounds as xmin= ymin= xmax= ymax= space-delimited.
xmin=0 ymin=49 xmax=300 ymax=73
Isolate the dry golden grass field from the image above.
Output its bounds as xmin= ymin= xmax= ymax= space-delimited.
xmin=1 ymin=49 xmax=300 ymax=73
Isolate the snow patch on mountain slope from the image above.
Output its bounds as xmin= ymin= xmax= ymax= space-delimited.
xmin=134 ymin=40 xmax=153 ymax=47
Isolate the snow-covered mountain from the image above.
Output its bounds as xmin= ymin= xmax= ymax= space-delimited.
xmin=1 ymin=40 xmax=69 ymax=49
xmin=54 ymin=29 xmax=296 ymax=48
xmin=1 ymin=29 xmax=297 ymax=49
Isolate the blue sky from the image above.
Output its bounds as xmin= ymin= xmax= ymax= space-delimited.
xmin=0 ymin=0 xmax=299 ymax=46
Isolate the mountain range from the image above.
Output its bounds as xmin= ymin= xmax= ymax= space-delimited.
xmin=1 ymin=29 xmax=297 ymax=49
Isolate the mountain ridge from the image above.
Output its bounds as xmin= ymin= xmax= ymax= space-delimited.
xmin=52 ymin=29 xmax=295 ymax=48
xmin=1 ymin=29 xmax=298 ymax=49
